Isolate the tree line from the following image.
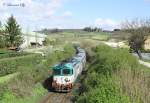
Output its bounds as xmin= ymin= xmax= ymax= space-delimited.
xmin=0 ymin=15 xmax=23 ymax=49
xmin=83 ymin=27 xmax=102 ymax=32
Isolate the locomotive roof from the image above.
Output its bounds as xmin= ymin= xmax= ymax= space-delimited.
xmin=53 ymin=63 xmax=73 ymax=70
xmin=52 ymin=48 xmax=85 ymax=70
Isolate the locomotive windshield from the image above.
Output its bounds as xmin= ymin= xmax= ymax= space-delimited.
xmin=63 ymin=69 xmax=71 ymax=75
xmin=53 ymin=64 xmax=73 ymax=76
xmin=53 ymin=69 xmax=61 ymax=75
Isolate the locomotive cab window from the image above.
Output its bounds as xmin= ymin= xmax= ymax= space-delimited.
xmin=63 ymin=69 xmax=72 ymax=75
xmin=53 ymin=69 xmax=61 ymax=75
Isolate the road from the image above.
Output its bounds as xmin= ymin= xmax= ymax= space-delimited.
xmin=139 ymin=60 xmax=150 ymax=68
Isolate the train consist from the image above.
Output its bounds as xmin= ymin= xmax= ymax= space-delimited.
xmin=51 ymin=47 xmax=86 ymax=92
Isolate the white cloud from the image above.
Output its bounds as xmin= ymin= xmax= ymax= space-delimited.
xmin=0 ymin=1 xmax=121 ymax=31
xmin=0 ymin=0 xmax=67 ymax=30
xmin=94 ymin=18 xmax=120 ymax=30
xmin=62 ymin=11 xmax=72 ymax=17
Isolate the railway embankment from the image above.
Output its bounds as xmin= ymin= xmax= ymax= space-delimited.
xmin=74 ymin=45 xmax=150 ymax=103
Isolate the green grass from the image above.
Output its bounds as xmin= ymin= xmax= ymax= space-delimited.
xmin=0 ymin=83 xmax=47 ymax=103
xmin=92 ymin=35 xmax=109 ymax=41
xmin=0 ymin=52 xmax=29 ymax=59
xmin=46 ymin=31 xmax=110 ymax=48
xmin=0 ymin=49 xmax=12 ymax=53
xmin=0 ymin=73 xmax=19 ymax=84
xmin=0 ymin=54 xmax=42 ymax=76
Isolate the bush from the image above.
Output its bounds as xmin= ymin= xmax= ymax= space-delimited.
xmin=45 ymin=44 xmax=75 ymax=67
xmin=0 ymin=54 xmax=42 ymax=76
xmin=92 ymin=45 xmax=139 ymax=75
xmin=0 ymin=83 xmax=47 ymax=103
xmin=77 ymin=76 xmax=131 ymax=103
xmin=76 ymin=45 xmax=143 ymax=103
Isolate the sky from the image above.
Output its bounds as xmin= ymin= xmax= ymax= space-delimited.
xmin=0 ymin=0 xmax=150 ymax=31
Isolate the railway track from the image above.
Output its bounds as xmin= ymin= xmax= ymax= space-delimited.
xmin=40 ymin=92 xmax=72 ymax=103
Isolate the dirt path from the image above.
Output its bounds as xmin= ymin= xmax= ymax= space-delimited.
xmin=40 ymin=92 xmax=72 ymax=103
xmin=139 ymin=60 xmax=150 ymax=68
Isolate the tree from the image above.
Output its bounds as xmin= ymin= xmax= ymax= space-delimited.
xmin=121 ymin=18 xmax=150 ymax=59
xmin=0 ymin=36 xmax=6 ymax=48
xmin=5 ymin=15 xmax=23 ymax=47
xmin=83 ymin=27 xmax=102 ymax=32
xmin=83 ymin=27 xmax=91 ymax=32
xmin=0 ymin=21 xmax=6 ymax=48
xmin=0 ymin=21 xmax=1 ymax=28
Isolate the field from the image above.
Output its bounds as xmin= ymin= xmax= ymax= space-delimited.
xmin=47 ymin=30 xmax=109 ymax=41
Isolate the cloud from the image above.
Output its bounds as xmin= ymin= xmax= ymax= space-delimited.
xmin=94 ymin=18 xmax=120 ymax=30
xmin=0 ymin=1 xmax=121 ymax=31
xmin=0 ymin=0 xmax=67 ymax=30
xmin=62 ymin=11 xmax=72 ymax=17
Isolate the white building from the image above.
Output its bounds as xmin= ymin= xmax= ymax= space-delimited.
xmin=20 ymin=31 xmax=47 ymax=49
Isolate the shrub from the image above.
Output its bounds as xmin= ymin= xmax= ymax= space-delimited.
xmin=77 ymin=76 xmax=131 ymax=103
xmin=0 ymin=54 xmax=42 ymax=76
xmin=45 ymin=44 xmax=75 ymax=67
xmin=0 ymin=83 xmax=47 ymax=103
xmin=76 ymin=44 xmax=144 ymax=103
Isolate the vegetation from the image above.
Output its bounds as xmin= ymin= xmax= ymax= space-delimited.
xmin=5 ymin=15 xmax=23 ymax=48
xmin=0 ymin=15 xmax=23 ymax=49
xmin=121 ymin=18 xmax=150 ymax=59
xmin=91 ymin=35 xmax=110 ymax=41
xmin=0 ymin=23 xmax=5 ymax=48
xmin=45 ymin=30 xmax=110 ymax=48
xmin=2 ymin=14 xmax=149 ymax=103
xmin=0 ymin=52 xmax=30 ymax=59
xmin=39 ymin=28 xmax=61 ymax=34
xmin=83 ymin=27 xmax=102 ymax=32
xmin=76 ymin=45 xmax=150 ymax=103
xmin=0 ymin=54 xmax=42 ymax=76
xmin=110 ymin=31 xmax=131 ymax=41
xmin=0 ymin=44 xmax=75 ymax=103
xmin=0 ymin=73 xmax=19 ymax=84
xmin=0 ymin=83 xmax=46 ymax=103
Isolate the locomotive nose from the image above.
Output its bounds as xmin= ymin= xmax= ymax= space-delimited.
xmin=61 ymin=77 xmax=64 ymax=84
xmin=64 ymin=78 xmax=70 ymax=82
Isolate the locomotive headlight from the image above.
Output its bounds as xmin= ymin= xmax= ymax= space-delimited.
xmin=64 ymin=78 xmax=70 ymax=82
